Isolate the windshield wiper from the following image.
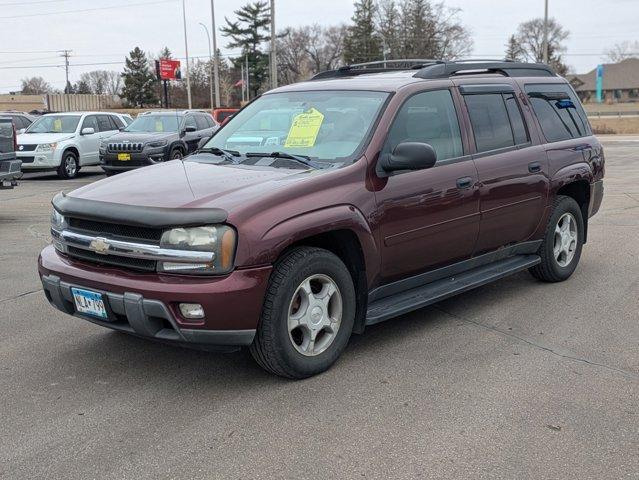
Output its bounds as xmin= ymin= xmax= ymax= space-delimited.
xmin=245 ymin=151 xmax=325 ymax=169
xmin=198 ymin=147 xmax=242 ymax=164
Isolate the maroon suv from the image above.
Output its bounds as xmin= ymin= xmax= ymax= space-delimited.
xmin=39 ymin=60 xmax=605 ymax=378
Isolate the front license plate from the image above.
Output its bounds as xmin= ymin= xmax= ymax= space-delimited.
xmin=117 ymin=153 xmax=131 ymax=161
xmin=71 ymin=288 xmax=108 ymax=319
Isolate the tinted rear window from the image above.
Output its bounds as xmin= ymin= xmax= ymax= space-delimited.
xmin=525 ymin=84 xmax=591 ymax=142
xmin=464 ymin=94 xmax=515 ymax=152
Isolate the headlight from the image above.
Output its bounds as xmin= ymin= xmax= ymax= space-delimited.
xmin=50 ymin=209 xmax=67 ymax=252
xmin=157 ymin=225 xmax=236 ymax=275
xmin=146 ymin=140 xmax=168 ymax=148
xmin=36 ymin=143 xmax=57 ymax=152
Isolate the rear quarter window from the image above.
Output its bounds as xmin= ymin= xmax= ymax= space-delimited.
xmin=525 ymin=83 xmax=591 ymax=142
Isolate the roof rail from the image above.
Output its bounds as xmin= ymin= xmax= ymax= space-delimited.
xmin=414 ymin=61 xmax=555 ymax=79
xmin=311 ymin=59 xmax=443 ymax=81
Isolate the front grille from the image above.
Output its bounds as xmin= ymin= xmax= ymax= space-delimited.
xmin=108 ymin=142 xmax=144 ymax=153
xmin=67 ymin=246 xmax=157 ymax=272
xmin=68 ymin=217 xmax=163 ymax=242
xmin=17 ymin=144 xmax=37 ymax=151
xmin=18 ymin=156 xmax=34 ymax=163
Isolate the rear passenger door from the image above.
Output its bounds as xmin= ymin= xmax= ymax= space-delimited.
xmin=375 ymin=89 xmax=481 ymax=282
xmin=461 ymin=84 xmax=549 ymax=255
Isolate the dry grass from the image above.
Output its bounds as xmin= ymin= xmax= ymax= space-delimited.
xmin=590 ymin=117 xmax=639 ymax=135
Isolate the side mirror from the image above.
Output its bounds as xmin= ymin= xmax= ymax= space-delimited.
xmin=185 ymin=125 xmax=197 ymax=133
xmin=17 ymin=128 xmax=26 ymax=134
xmin=81 ymin=127 xmax=95 ymax=135
xmin=380 ymin=142 xmax=437 ymax=173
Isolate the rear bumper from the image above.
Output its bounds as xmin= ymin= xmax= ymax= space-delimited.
xmin=38 ymin=245 xmax=272 ymax=349
xmin=589 ymin=179 xmax=604 ymax=218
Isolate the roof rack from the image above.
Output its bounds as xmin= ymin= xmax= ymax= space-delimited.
xmin=311 ymin=59 xmax=442 ymax=80
xmin=413 ymin=61 xmax=555 ymax=79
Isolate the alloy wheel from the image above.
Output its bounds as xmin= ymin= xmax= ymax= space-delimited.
xmin=287 ymin=274 xmax=343 ymax=357
xmin=553 ymin=212 xmax=578 ymax=267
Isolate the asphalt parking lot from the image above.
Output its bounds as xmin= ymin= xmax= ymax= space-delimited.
xmin=1 ymin=140 xmax=637 ymax=480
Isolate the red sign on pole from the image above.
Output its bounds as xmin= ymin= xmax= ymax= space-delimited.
xmin=158 ymin=59 xmax=182 ymax=81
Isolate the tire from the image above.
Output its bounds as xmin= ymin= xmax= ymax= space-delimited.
xmin=529 ymin=195 xmax=584 ymax=282
xmin=250 ymin=247 xmax=356 ymax=379
xmin=169 ymin=147 xmax=184 ymax=160
xmin=57 ymin=151 xmax=79 ymax=179
xmin=104 ymin=170 xmax=118 ymax=177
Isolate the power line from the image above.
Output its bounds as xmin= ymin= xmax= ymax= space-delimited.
xmin=0 ymin=0 xmax=176 ymax=19
xmin=0 ymin=0 xmax=73 ymax=5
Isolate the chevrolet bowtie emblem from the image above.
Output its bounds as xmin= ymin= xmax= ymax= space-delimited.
xmin=89 ymin=237 xmax=110 ymax=255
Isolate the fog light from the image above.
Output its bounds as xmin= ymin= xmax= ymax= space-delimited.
xmin=179 ymin=303 xmax=205 ymax=319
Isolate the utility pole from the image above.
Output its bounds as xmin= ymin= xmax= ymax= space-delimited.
xmin=181 ymin=0 xmax=192 ymax=109
xmin=199 ymin=22 xmax=214 ymax=110
xmin=60 ymin=49 xmax=72 ymax=112
xmin=210 ymin=0 xmax=221 ymax=108
xmin=269 ymin=0 xmax=277 ymax=89
xmin=542 ymin=0 xmax=549 ymax=64
xmin=245 ymin=53 xmax=250 ymax=101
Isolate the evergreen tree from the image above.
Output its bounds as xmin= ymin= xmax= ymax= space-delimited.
xmin=159 ymin=46 xmax=173 ymax=59
xmin=221 ymin=1 xmax=271 ymax=97
xmin=74 ymin=79 xmax=91 ymax=94
xmin=505 ymin=35 xmax=525 ymax=61
xmin=121 ymin=47 xmax=158 ymax=107
xmin=343 ymin=0 xmax=381 ymax=64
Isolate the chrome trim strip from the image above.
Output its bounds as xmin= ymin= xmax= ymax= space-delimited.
xmin=57 ymin=229 xmax=214 ymax=263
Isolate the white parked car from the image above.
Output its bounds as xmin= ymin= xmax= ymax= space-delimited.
xmin=16 ymin=112 xmax=130 ymax=179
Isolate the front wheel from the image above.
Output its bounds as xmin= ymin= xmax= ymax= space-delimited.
xmin=529 ymin=195 xmax=584 ymax=282
xmin=250 ymin=247 xmax=356 ymax=379
xmin=57 ymin=151 xmax=79 ymax=179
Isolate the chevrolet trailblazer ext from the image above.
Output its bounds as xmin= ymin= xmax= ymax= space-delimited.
xmin=39 ymin=60 xmax=604 ymax=379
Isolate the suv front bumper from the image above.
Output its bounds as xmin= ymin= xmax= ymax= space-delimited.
xmin=100 ymin=147 xmax=168 ymax=171
xmin=38 ymin=245 xmax=272 ymax=351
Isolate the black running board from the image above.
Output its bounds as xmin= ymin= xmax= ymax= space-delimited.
xmin=365 ymin=254 xmax=541 ymax=325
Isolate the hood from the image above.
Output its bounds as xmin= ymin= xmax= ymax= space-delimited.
xmin=106 ymin=131 xmax=177 ymax=143
xmin=17 ymin=132 xmax=74 ymax=144
xmin=68 ymin=158 xmax=318 ymax=213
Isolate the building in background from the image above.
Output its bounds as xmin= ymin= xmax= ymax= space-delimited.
xmin=569 ymin=58 xmax=639 ymax=103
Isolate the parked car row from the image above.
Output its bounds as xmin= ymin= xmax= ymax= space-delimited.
xmin=14 ymin=109 xmax=218 ymax=179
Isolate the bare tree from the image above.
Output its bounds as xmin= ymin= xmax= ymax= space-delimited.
xmin=605 ymin=41 xmax=639 ymax=63
xmin=20 ymin=76 xmax=52 ymax=94
xmin=511 ymin=17 xmax=569 ymax=75
xmin=375 ymin=0 xmax=472 ymax=61
xmin=104 ymin=71 xmax=123 ymax=96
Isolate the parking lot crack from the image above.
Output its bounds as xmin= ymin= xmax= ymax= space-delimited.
xmin=0 ymin=289 xmax=42 ymax=305
xmin=433 ymin=306 xmax=639 ymax=381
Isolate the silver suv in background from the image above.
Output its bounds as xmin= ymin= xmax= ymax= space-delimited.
xmin=16 ymin=112 xmax=129 ymax=179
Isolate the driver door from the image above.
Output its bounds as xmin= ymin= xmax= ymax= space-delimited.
xmin=375 ymin=88 xmax=481 ymax=283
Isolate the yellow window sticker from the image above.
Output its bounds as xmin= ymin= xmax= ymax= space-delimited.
xmin=284 ymin=108 xmax=324 ymax=148
xmin=53 ymin=119 xmax=63 ymax=132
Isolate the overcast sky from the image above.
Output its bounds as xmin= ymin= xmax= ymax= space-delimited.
xmin=0 ymin=0 xmax=637 ymax=94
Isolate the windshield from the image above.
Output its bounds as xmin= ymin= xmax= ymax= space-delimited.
xmin=204 ymin=90 xmax=389 ymax=164
xmin=26 ymin=115 xmax=80 ymax=134
xmin=124 ymin=115 xmax=181 ymax=133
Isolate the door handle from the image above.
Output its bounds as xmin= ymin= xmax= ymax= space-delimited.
xmin=528 ymin=162 xmax=542 ymax=173
xmin=456 ymin=177 xmax=473 ymax=189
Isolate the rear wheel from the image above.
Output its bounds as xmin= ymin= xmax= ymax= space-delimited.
xmin=529 ymin=195 xmax=584 ymax=282
xmin=250 ymin=247 xmax=356 ymax=379
xmin=57 ymin=151 xmax=79 ymax=179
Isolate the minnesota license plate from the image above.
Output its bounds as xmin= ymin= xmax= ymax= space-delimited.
xmin=117 ymin=153 xmax=131 ymax=161
xmin=71 ymin=288 xmax=108 ymax=319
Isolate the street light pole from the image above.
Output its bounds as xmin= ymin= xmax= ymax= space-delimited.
xmin=542 ymin=0 xmax=549 ymax=64
xmin=210 ymin=0 xmax=221 ymax=108
xmin=181 ymin=0 xmax=192 ymax=109
xmin=199 ymin=22 xmax=214 ymax=110
xmin=270 ymin=0 xmax=277 ymax=89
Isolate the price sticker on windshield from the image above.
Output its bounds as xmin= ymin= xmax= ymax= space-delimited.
xmin=53 ymin=119 xmax=63 ymax=132
xmin=155 ymin=120 xmax=164 ymax=132
xmin=284 ymin=108 xmax=324 ymax=148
